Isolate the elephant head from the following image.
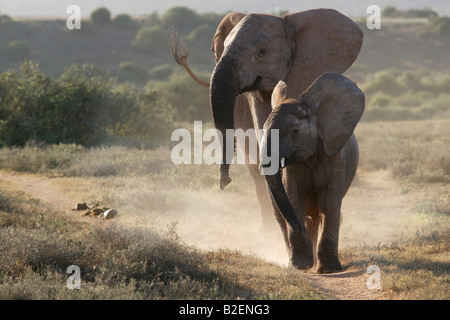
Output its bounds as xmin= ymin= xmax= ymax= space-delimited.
xmin=209 ymin=9 xmax=363 ymax=189
xmin=260 ymin=73 xmax=365 ymax=234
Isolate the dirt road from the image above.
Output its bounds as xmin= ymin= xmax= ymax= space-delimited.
xmin=0 ymin=169 xmax=418 ymax=300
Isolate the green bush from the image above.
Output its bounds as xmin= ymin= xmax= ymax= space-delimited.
xmin=382 ymin=6 xmax=399 ymax=17
xmin=90 ymin=7 xmax=111 ymax=24
xmin=117 ymin=61 xmax=148 ymax=83
xmin=161 ymin=7 xmax=205 ymax=33
xmin=396 ymin=94 xmax=422 ymax=108
xmin=429 ymin=16 xmax=450 ymax=35
xmin=112 ymin=14 xmax=135 ymax=30
xmin=0 ymin=61 xmax=173 ymax=147
xmin=188 ymin=24 xmax=216 ymax=46
xmin=437 ymin=75 xmax=450 ymax=92
xmin=369 ymin=93 xmax=391 ymax=108
xmin=362 ymin=107 xmax=421 ymax=122
xmin=382 ymin=6 xmax=438 ymax=19
xmin=131 ymin=26 xmax=169 ymax=54
xmin=188 ymin=24 xmax=217 ymax=66
xmin=0 ymin=14 xmax=13 ymax=27
xmin=112 ymin=85 xmax=174 ymax=141
xmin=148 ymin=64 xmax=174 ymax=81
xmin=364 ymin=72 xmax=406 ymax=96
xmin=397 ymin=71 xmax=423 ymax=92
xmin=153 ymin=70 xmax=211 ymax=122
xmin=6 ymin=41 xmax=30 ymax=61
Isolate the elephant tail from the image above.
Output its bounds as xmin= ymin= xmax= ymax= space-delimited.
xmin=170 ymin=29 xmax=210 ymax=88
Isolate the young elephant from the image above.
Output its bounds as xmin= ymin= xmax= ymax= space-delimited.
xmin=260 ymin=73 xmax=365 ymax=273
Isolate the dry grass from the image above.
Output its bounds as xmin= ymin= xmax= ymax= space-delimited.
xmin=355 ymin=119 xmax=450 ymax=183
xmin=0 ymin=185 xmax=323 ymax=300
xmin=0 ymin=119 xmax=448 ymax=300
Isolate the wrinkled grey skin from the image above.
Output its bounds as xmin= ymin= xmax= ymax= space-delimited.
xmin=261 ymin=73 xmax=365 ymax=273
xmin=207 ymin=9 xmax=363 ymax=227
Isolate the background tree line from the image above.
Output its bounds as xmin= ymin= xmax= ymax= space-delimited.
xmin=0 ymin=5 xmax=449 ymax=147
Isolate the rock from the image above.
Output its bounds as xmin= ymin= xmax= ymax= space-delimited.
xmin=75 ymin=202 xmax=88 ymax=211
xmin=92 ymin=208 xmax=104 ymax=216
xmin=99 ymin=208 xmax=119 ymax=220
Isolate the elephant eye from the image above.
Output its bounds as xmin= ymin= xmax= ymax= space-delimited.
xmin=258 ymin=48 xmax=267 ymax=58
xmin=290 ymin=129 xmax=298 ymax=136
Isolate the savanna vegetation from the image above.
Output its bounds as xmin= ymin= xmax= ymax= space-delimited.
xmin=0 ymin=5 xmax=448 ymax=300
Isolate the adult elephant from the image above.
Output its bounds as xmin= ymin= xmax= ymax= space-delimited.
xmin=172 ymin=9 xmax=363 ymax=226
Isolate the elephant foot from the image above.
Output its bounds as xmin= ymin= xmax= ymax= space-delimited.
xmin=316 ymin=257 xmax=342 ymax=274
xmin=290 ymin=254 xmax=314 ymax=270
xmin=288 ymin=230 xmax=314 ymax=270
xmin=289 ymin=246 xmax=314 ymax=270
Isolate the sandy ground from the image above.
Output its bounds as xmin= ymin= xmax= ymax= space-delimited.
xmin=0 ymin=169 xmax=435 ymax=300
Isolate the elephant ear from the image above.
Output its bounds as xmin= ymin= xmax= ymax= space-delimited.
xmin=271 ymin=81 xmax=287 ymax=109
xmin=211 ymin=12 xmax=246 ymax=63
xmin=301 ymin=73 xmax=365 ymax=157
xmin=283 ymin=9 xmax=363 ymax=96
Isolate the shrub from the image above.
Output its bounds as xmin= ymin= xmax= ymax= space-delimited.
xmin=148 ymin=64 xmax=173 ymax=81
xmin=153 ymin=70 xmax=211 ymax=122
xmin=361 ymin=107 xmax=420 ymax=122
xmin=131 ymin=26 xmax=169 ymax=54
xmin=112 ymin=14 xmax=135 ymax=30
xmin=396 ymin=94 xmax=422 ymax=108
xmin=406 ymin=8 xmax=438 ymax=19
xmin=397 ymin=71 xmax=423 ymax=92
xmin=188 ymin=24 xmax=215 ymax=45
xmin=437 ymin=76 xmax=450 ymax=92
xmin=382 ymin=6 xmax=399 ymax=17
xmin=382 ymin=6 xmax=438 ymax=19
xmin=369 ymin=93 xmax=391 ymax=108
xmin=161 ymin=7 xmax=204 ymax=34
xmin=90 ymin=7 xmax=111 ymax=24
xmin=364 ymin=72 xmax=406 ymax=96
xmin=0 ymin=61 xmax=173 ymax=147
xmin=117 ymin=61 xmax=148 ymax=83
xmin=0 ymin=14 xmax=14 ymax=27
xmin=429 ymin=16 xmax=450 ymax=35
xmin=6 ymin=41 xmax=30 ymax=61
xmin=112 ymin=85 xmax=174 ymax=141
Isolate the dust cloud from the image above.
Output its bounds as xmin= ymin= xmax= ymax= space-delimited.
xmin=117 ymin=168 xmax=426 ymax=267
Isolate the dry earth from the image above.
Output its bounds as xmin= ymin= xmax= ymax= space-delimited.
xmin=0 ymin=169 xmax=439 ymax=300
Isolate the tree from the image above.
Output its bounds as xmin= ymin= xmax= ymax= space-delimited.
xmin=382 ymin=6 xmax=398 ymax=17
xmin=131 ymin=26 xmax=169 ymax=54
xmin=112 ymin=13 xmax=135 ymax=30
xmin=161 ymin=7 xmax=204 ymax=34
xmin=90 ymin=7 xmax=111 ymax=24
xmin=117 ymin=61 xmax=148 ymax=83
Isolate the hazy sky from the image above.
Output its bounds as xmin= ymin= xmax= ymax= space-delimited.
xmin=1 ymin=0 xmax=449 ymax=18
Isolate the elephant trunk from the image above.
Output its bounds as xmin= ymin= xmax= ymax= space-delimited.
xmin=209 ymin=56 xmax=240 ymax=190
xmin=261 ymin=130 xmax=302 ymax=233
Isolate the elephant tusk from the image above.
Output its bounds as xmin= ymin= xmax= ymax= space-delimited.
xmin=280 ymin=157 xmax=286 ymax=168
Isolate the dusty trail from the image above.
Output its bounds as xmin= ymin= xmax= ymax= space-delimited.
xmin=0 ymin=169 xmax=416 ymax=300
xmin=0 ymin=171 xmax=74 ymax=212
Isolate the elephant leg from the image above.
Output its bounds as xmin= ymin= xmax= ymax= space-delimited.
xmin=271 ymin=201 xmax=289 ymax=255
xmin=280 ymin=168 xmax=313 ymax=270
xmin=305 ymin=214 xmax=322 ymax=267
xmin=269 ymin=195 xmax=313 ymax=269
xmin=316 ymin=196 xmax=343 ymax=274
xmin=246 ymin=163 xmax=275 ymax=229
